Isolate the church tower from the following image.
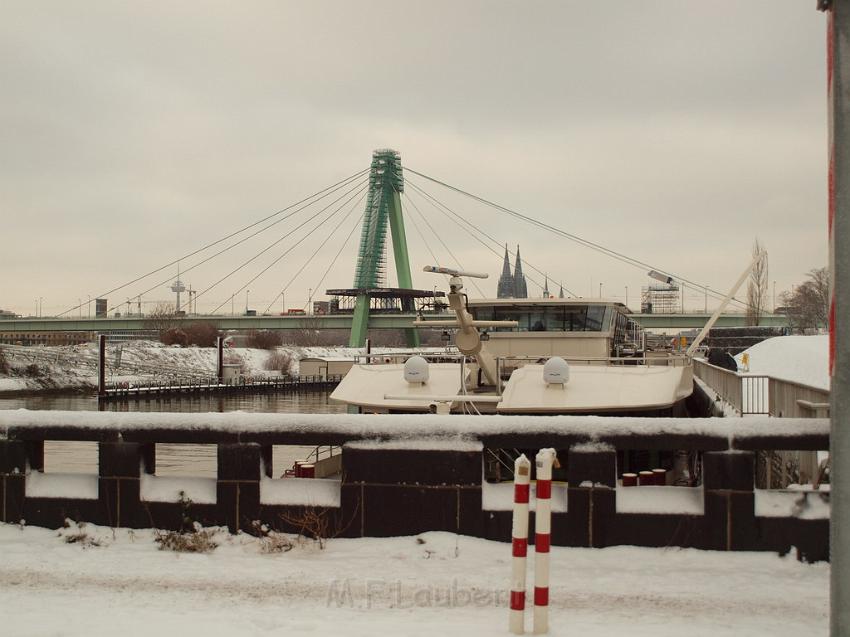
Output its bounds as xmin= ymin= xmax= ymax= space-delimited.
xmin=496 ymin=245 xmax=515 ymax=298
xmin=513 ymin=245 xmax=528 ymax=298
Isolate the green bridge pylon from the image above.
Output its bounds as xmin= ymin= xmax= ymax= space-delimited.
xmin=349 ymin=149 xmax=419 ymax=348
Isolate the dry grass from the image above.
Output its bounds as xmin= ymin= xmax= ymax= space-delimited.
xmin=251 ymin=521 xmax=294 ymax=554
xmin=154 ymin=525 xmax=219 ymax=553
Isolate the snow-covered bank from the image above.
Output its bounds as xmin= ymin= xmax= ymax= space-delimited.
xmin=0 ymin=524 xmax=828 ymax=637
xmin=0 ymin=342 xmax=445 ymax=395
xmin=735 ymin=335 xmax=829 ymax=390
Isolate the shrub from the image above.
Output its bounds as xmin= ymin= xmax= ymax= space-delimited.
xmin=153 ymin=490 xmax=219 ymax=553
xmin=0 ymin=349 xmax=9 ymax=374
xmin=161 ymin=328 xmax=188 ymax=347
xmin=264 ymin=351 xmax=293 ymax=375
xmin=59 ymin=519 xmax=101 ymax=548
xmin=154 ymin=525 xmax=218 ymax=553
xmin=23 ymin=363 xmax=42 ymax=377
xmin=247 ymin=329 xmax=283 ymax=349
xmin=251 ymin=521 xmax=294 ymax=554
xmin=184 ymin=321 xmax=220 ymax=347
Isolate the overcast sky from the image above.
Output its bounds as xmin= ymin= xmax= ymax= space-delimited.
xmin=0 ymin=1 xmax=829 ymax=317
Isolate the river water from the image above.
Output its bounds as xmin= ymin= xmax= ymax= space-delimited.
xmin=0 ymin=392 xmax=346 ymax=477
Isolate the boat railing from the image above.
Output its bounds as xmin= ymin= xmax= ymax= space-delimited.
xmin=355 ymin=351 xmax=463 ymax=364
xmin=693 ymin=358 xmax=829 ymax=417
xmin=304 ymin=445 xmax=340 ymax=464
xmin=495 ymin=353 xmax=692 ymax=369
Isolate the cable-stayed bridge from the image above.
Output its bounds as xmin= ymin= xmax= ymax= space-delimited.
xmin=7 ymin=149 xmax=784 ymax=344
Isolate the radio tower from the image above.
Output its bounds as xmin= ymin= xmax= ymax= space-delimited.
xmin=170 ymin=265 xmax=186 ymax=314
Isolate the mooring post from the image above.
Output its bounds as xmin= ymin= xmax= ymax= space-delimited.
xmin=824 ymin=0 xmax=850 ymax=633
xmin=533 ymin=449 xmax=555 ymax=635
xmin=216 ymin=336 xmax=224 ymax=384
xmin=509 ymin=454 xmax=530 ymax=635
xmin=97 ymin=333 xmax=106 ymax=400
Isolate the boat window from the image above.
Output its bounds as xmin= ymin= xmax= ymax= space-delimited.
xmin=584 ymin=305 xmax=605 ymax=331
xmin=492 ymin=306 xmax=528 ymax=331
xmin=529 ymin=307 xmax=547 ymax=332
xmin=546 ymin=307 xmax=565 ymax=331
xmin=471 ymin=304 xmax=613 ymax=332
xmin=564 ymin=306 xmax=587 ymax=331
xmin=474 ymin=306 xmax=494 ymax=322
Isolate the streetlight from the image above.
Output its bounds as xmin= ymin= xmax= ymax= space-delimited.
xmin=78 ymin=299 xmax=82 ymax=319
xmin=308 ymin=288 xmax=313 ymax=314
xmin=39 ymin=297 xmax=43 ymax=317
xmin=599 ymin=282 xmax=603 ymax=298
xmin=245 ymin=289 xmax=250 ymax=314
xmin=87 ymin=295 xmax=91 ymax=319
xmin=625 ymin=286 xmax=628 ymax=308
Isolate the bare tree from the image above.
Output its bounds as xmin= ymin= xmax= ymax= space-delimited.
xmin=780 ymin=267 xmax=829 ymax=333
xmin=144 ymin=303 xmax=180 ymax=341
xmin=291 ymin=317 xmax=324 ymax=347
xmin=246 ymin=329 xmax=283 ymax=349
xmin=746 ymin=239 xmax=769 ymax=326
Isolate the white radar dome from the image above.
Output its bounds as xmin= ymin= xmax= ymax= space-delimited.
xmin=404 ymin=355 xmax=430 ymax=384
xmin=543 ymin=357 xmax=570 ymax=385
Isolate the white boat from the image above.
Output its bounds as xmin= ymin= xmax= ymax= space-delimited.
xmin=331 ymin=268 xmax=694 ymax=415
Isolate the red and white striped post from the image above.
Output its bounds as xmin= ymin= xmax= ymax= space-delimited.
xmin=534 ymin=448 xmax=556 ymax=635
xmin=510 ymin=454 xmax=531 ymax=635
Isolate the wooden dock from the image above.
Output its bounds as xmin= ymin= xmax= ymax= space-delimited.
xmin=99 ymin=374 xmax=343 ymax=401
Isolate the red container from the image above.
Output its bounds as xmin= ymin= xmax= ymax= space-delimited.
xmin=299 ymin=463 xmax=315 ymax=478
xmin=621 ymin=473 xmax=638 ymax=487
xmin=293 ymin=461 xmax=304 ymax=477
xmin=652 ymin=468 xmax=667 ymax=486
xmin=638 ymin=471 xmax=655 ymax=486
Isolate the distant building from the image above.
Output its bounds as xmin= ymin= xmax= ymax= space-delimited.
xmin=0 ymin=309 xmax=17 ymax=320
xmin=496 ymin=245 xmax=529 ymax=299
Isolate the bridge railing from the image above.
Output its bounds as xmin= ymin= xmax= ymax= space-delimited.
xmin=0 ymin=410 xmax=829 ymax=561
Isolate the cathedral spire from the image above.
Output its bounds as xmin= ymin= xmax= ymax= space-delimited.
xmin=500 ymin=244 xmax=512 ymax=278
xmin=497 ymin=244 xmax=515 ymax=298
xmin=513 ymin=245 xmax=528 ymax=298
xmin=558 ymin=283 xmax=565 ymax=299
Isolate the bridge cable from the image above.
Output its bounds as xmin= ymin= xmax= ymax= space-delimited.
xmin=209 ymin=192 xmax=360 ymax=315
xmin=301 ymin=210 xmax=367 ymax=313
xmin=107 ymin=175 xmax=365 ymax=313
xmin=257 ymin=189 xmax=367 ymax=315
xmin=405 ymin=167 xmax=752 ymax=310
xmin=401 ymin=193 xmax=486 ymax=297
xmin=105 ymin=175 xmax=369 ymax=316
xmin=406 ymin=181 xmax=576 ymax=297
xmin=400 ymin=194 xmax=451 ymax=285
xmin=405 ymin=187 xmax=546 ymax=295
xmin=203 ymin=181 xmax=370 ymax=314
xmin=63 ymin=167 xmax=370 ymax=317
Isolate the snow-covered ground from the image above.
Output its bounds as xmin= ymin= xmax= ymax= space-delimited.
xmin=0 ymin=342 xmax=449 ymax=394
xmin=0 ymin=524 xmax=828 ymax=637
xmin=735 ymin=335 xmax=829 ymax=390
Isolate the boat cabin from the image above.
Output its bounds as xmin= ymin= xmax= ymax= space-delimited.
xmin=467 ymin=298 xmax=641 ymax=361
